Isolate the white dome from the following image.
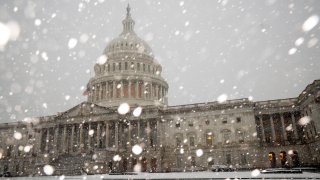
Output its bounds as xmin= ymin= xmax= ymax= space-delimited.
xmin=104 ymin=32 xmax=153 ymax=56
xmin=103 ymin=5 xmax=153 ymax=57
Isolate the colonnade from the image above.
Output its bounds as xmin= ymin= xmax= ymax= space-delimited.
xmin=257 ymin=112 xmax=300 ymax=144
xmin=88 ymin=80 xmax=167 ymax=103
xmin=38 ymin=119 xmax=161 ymax=154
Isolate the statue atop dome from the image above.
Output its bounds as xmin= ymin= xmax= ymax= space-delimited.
xmin=122 ymin=3 xmax=135 ymax=35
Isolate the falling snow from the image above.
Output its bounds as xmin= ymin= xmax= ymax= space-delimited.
xmin=0 ymin=0 xmax=319 ymax=178
xmin=118 ymin=103 xmax=130 ymax=115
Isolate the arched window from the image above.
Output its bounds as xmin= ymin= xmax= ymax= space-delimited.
xmin=206 ymin=131 xmax=213 ymax=146
xmin=237 ymin=129 xmax=245 ymax=143
xmin=175 ymin=133 xmax=183 ymax=147
xmin=187 ymin=133 xmax=196 ymax=147
xmin=221 ymin=129 xmax=231 ymax=144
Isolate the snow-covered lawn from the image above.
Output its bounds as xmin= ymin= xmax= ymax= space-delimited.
xmin=2 ymin=171 xmax=320 ymax=180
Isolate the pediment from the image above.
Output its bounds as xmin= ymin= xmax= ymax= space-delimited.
xmin=58 ymin=102 xmax=111 ymax=118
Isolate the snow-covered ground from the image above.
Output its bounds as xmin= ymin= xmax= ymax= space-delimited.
xmin=2 ymin=171 xmax=320 ymax=180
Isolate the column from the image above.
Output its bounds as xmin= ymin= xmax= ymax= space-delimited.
xmin=99 ymin=84 xmax=103 ymax=100
xmin=150 ymin=83 xmax=153 ymax=99
xmin=90 ymin=86 xmax=94 ymax=102
xmin=119 ymin=123 xmax=123 ymax=148
xmin=120 ymin=81 xmax=124 ymax=98
xmin=259 ymin=116 xmax=266 ymax=142
xmin=96 ymin=122 xmax=101 ymax=148
xmin=96 ymin=85 xmax=99 ymax=101
xmin=142 ymin=81 xmax=146 ymax=99
xmin=100 ymin=84 xmax=103 ymax=100
xmin=88 ymin=123 xmax=91 ymax=149
xmin=128 ymin=81 xmax=132 ymax=98
xmin=156 ymin=119 xmax=160 ymax=147
xmin=63 ymin=125 xmax=67 ymax=152
xmin=38 ymin=129 xmax=43 ymax=153
xmin=291 ymin=112 xmax=299 ymax=139
xmin=106 ymin=82 xmax=109 ymax=99
xmin=270 ymin=115 xmax=276 ymax=142
xmin=156 ymin=84 xmax=159 ymax=100
xmin=70 ymin=125 xmax=75 ymax=152
xmin=93 ymin=85 xmax=97 ymax=101
xmin=280 ymin=113 xmax=287 ymax=141
xmin=135 ymin=81 xmax=139 ymax=98
xmin=147 ymin=121 xmax=151 ymax=146
xmin=137 ymin=121 xmax=141 ymax=139
xmin=113 ymin=81 xmax=116 ymax=99
xmin=54 ymin=127 xmax=59 ymax=152
xmin=79 ymin=124 xmax=83 ymax=151
xmin=159 ymin=86 xmax=163 ymax=102
xmin=115 ymin=122 xmax=119 ymax=149
xmin=45 ymin=129 xmax=50 ymax=152
xmin=105 ymin=121 xmax=109 ymax=148
xmin=128 ymin=122 xmax=132 ymax=147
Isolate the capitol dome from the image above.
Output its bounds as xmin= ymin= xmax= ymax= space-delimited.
xmin=86 ymin=4 xmax=168 ymax=108
xmin=103 ymin=5 xmax=153 ymax=57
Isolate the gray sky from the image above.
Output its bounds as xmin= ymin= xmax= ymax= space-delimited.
xmin=0 ymin=0 xmax=319 ymax=123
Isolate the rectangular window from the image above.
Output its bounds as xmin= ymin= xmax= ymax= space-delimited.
xmin=123 ymin=82 xmax=128 ymax=98
xmin=241 ymin=153 xmax=247 ymax=165
xmin=118 ymin=63 xmax=121 ymax=70
xmin=176 ymin=137 xmax=181 ymax=146
xmin=226 ymin=154 xmax=231 ymax=164
xmin=130 ymin=82 xmax=136 ymax=97
xmin=191 ymin=156 xmax=196 ymax=166
xmin=206 ymin=133 xmax=213 ymax=146
xmin=137 ymin=63 xmax=140 ymax=71
xmin=238 ymin=131 xmax=245 ymax=143
xmin=177 ymin=156 xmax=183 ymax=168
xmin=190 ymin=136 xmax=195 ymax=146
xmin=125 ymin=62 xmax=128 ymax=70
xmin=222 ymin=120 xmax=227 ymax=124
xmin=116 ymin=82 xmax=121 ymax=98
xmin=131 ymin=62 xmax=134 ymax=70
xmin=138 ymin=82 xmax=142 ymax=98
xmin=143 ymin=64 xmax=145 ymax=71
xmin=113 ymin=63 xmax=115 ymax=71
xmin=223 ymin=132 xmax=230 ymax=143
xmin=236 ymin=117 xmax=241 ymax=123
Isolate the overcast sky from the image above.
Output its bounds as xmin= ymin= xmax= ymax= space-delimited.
xmin=0 ymin=0 xmax=319 ymax=123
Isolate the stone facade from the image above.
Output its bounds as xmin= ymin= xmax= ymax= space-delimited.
xmin=0 ymin=5 xmax=320 ymax=176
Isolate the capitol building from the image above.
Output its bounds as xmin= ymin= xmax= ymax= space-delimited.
xmin=0 ymin=5 xmax=320 ymax=176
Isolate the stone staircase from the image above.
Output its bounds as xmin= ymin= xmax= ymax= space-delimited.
xmin=52 ymin=154 xmax=85 ymax=175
